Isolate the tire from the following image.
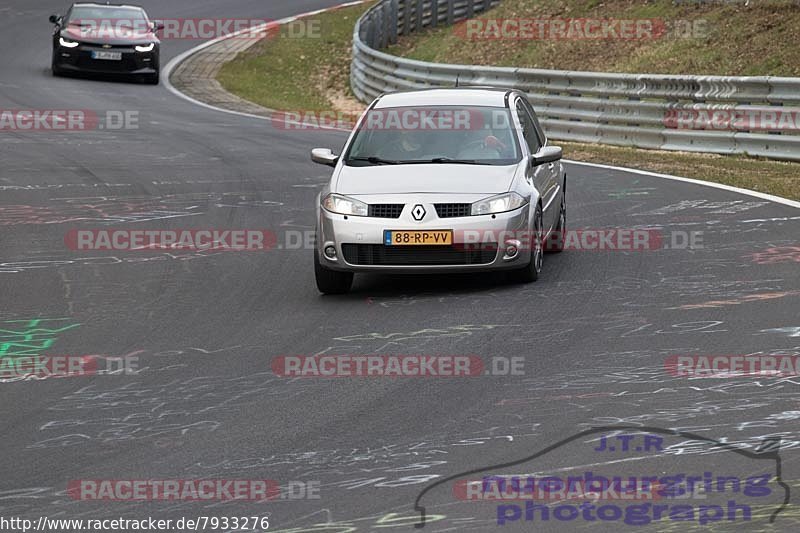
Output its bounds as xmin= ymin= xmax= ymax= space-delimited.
xmin=545 ymin=190 xmax=566 ymax=253
xmin=51 ymin=56 xmax=63 ymax=77
xmin=511 ymin=205 xmax=543 ymax=283
xmin=314 ymin=250 xmax=353 ymax=294
xmin=144 ymin=71 xmax=160 ymax=85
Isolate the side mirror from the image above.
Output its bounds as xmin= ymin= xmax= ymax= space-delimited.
xmin=530 ymin=146 xmax=562 ymax=167
xmin=49 ymin=14 xmax=61 ymax=24
xmin=152 ymin=20 xmax=165 ymax=31
xmin=311 ymin=148 xmax=339 ymax=167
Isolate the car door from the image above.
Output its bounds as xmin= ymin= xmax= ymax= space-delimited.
xmin=515 ymin=98 xmax=557 ymax=233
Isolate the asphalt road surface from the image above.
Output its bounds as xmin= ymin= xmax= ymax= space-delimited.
xmin=1 ymin=1 xmax=799 ymax=532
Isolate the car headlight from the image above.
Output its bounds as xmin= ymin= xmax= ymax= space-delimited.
xmin=59 ymin=37 xmax=80 ymax=48
xmin=322 ymin=194 xmax=368 ymax=216
xmin=135 ymin=43 xmax=155 ymax=52
xmin=471 ymin=192 xmax=527 ymax=216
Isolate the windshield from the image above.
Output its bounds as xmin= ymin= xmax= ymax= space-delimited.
xmin=67 ymin=7 xmax=149 ymax=28
xmin=344 ymin=106 xmax=521 ymax=166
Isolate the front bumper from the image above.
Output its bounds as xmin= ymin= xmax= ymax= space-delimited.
xmin=54 ymin=43 xmax=159 ymax=75
xmin=317 ymin=201 xmax=531 ymax=273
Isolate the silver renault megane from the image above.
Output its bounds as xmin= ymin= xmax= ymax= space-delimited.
xmin=310 ymin=88 xmax=566 ymax=294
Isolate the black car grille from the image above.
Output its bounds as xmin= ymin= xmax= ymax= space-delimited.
xmin=341 ymin=244 xmax=497 ymax=266
xmin=82 ymin=43 xmax=135 ymax=50
xmin=434 ymin=203 xmax=471 ymax=218
xmin=368 ymin=204 xmax=404 ymax=218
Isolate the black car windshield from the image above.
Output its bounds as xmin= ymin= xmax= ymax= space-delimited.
xmin=67 ymin=7 xmax=149 ymax=28
xmin=344 ymin=106 xmax=521 ymax=166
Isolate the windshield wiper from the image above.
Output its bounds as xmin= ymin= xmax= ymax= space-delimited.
xmin=426 ymin=157 xmax=484 ymax=165
xmin=347 ymin=156 xmax=400 ymax=165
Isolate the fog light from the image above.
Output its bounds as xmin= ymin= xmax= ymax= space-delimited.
xmin=324 ymin=245 xmax=337 ymax=259
xmin=503 ymin=239 xmax=521 ymax=261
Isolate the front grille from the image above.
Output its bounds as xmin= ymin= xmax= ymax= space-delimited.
xmin=368 ymin=204 xmax=404 ymax=218
xmin=342 ymin=244 xmax=497 ymax=266
xmin=434 ymin=203 xmax=471 ymax=218
xmin=82 ymin=43 xmax=135 ymax=50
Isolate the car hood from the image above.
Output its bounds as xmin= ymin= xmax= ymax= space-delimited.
xmin=62 ymin=26 xmax=158 ymax=45
xmin=334 ymin=163 xmax=518 ymax=195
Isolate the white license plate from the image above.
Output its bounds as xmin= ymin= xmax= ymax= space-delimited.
xmin=91 ymin=51 xmax=122 ymax=60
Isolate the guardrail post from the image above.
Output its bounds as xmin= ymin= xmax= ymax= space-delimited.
xmin=466 ymin=0 xmax=475 ymax=18
xmin=366 ymin=13 xmax=376 ymax=48
xmin=383 ymin=8 xmax=389 ymax=48
xmin=400 ymin=0 xmax=409 ymax=35
xmin=415 ymin=0 xmax=425 ymax=32
xmin=430 ymin=0 xmax=439 ymax=28
xmin=388 ymin=0 xmax=400 ymax=44
xmin=446 ymin=0 xmax=454 ymax=25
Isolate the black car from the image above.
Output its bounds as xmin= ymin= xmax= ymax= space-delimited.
xmin=50 ymin=2 xmax=162 ymax=84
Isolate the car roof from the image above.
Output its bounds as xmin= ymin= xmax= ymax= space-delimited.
xmin=71 ymin=2 xmax=145 ymax=9
xmin=374 ymin=88 xmax=512 ymax=109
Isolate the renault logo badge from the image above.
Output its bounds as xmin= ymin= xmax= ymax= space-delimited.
xmin=411 ymin=205 xmax=426 ymax=221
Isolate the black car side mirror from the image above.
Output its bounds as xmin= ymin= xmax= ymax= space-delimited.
xmin=152 ymin=20 xmax=165 ymax=31
xmin=49 ymin=14 xmax=61 ymax=24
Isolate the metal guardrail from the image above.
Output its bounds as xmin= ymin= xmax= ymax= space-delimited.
xmin=351 ymin=0 xmax=800 ymax=161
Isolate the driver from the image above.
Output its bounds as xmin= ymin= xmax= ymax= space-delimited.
xmin=377 ymin=130 xmax=427 ymax=160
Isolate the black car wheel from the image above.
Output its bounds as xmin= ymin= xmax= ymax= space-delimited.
xmin=511 ymin=205 xmax=543 ymax=283
xmin=314 ymin=250 xmax=353 ymax=294
xmin=545 ymin=189 xmax=566 ymax=253
xmin=51 ymin=55 xmax=63 ymax=77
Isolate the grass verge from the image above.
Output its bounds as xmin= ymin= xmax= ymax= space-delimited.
xmin=217 ymin=2 xmax=374 ymax=113
xmin=217 ymin=0 xmax=800 ymax=201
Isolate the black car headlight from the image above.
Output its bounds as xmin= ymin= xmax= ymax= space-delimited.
xmin=59 ymin=37 xmax=80 ymax=48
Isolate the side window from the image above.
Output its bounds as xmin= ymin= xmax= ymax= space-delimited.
xmin=515 ymin=100 xmax=541 ymax=154
xmin=522 ymin=99 xmax=547 ymax=148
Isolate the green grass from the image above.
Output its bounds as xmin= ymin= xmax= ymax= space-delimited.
xmin=217 ymin=2 xmax=375 ymax=111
